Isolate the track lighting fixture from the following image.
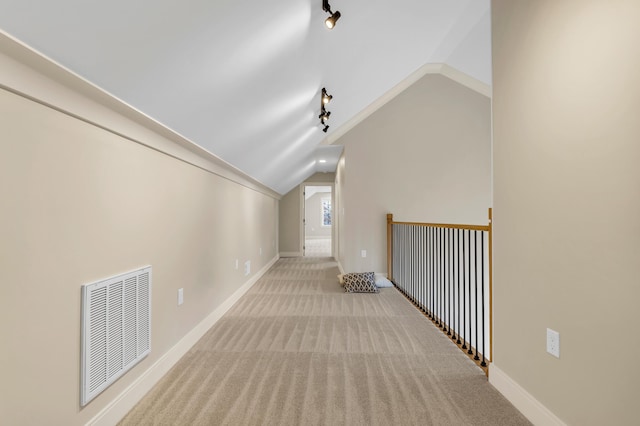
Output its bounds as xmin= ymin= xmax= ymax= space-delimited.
xmin=319 ymin=87 xmax=334 ymax=132
xmin=321 ymin=87 xmax=332 ymax=105
xmin=319 ymin=109 xmax=331 ymax=123
xmin=322 ymin=0 xmax=341 ymax=29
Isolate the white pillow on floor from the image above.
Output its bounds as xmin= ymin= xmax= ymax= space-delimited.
xmin=374 ymin=273 xmax=393 ymax=288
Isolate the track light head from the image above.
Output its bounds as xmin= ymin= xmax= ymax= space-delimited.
xmin=322 ymin=1 xmax=341 ymax=29
xmin=319 ymin=110 xmax=331 ymax=124
xmin=321 ymin=88 xmax=333 ymax=105
xmin=325 ymin=11 xmax=341 ymax=29
xmin=322 ymin=125 xmax=330 ymax=133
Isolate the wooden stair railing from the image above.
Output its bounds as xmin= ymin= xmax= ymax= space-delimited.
xmin=387 ymin=209 xmax=493 ymax=374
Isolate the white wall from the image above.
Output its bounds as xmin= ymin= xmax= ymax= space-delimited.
xmin=0 ymin=38 xmax=278 ymax=425
xmin=491 ymin=1 xmax=640 ymax=424
xmin=335 ymin=73 xmax=491 ymax=274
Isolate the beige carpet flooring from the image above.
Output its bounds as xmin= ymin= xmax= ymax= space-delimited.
xmin=304 ymin=238 xmax=331 ymax=257
xmin=119 ymin=257 xmax=530 ymax=426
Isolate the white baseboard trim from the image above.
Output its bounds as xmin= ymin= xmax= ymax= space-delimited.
xmin=279 ymin=251 xmax=302 ymax=257
xmin=336 ymin=260 xmax=345 ymax=275
xmin=86 ymin=255 xmax=280 ymax=426
xmin=489 ymin=364 xmax=566 ymax=426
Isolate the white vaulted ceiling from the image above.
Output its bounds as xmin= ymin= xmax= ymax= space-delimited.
xmin=0 ymin=0 xmax=491 ymax=195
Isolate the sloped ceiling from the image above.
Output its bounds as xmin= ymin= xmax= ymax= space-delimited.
xmin=0 ymin=0 xmax=491 ymax=195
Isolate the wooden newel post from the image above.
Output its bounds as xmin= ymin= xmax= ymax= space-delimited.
xmin=387 ymin=213 xmax=393 ymax=282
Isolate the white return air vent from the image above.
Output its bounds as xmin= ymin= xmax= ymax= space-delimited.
xmin=81 ymin=266 xmax=151 ymax=406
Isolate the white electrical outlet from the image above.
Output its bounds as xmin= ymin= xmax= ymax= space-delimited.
xmin=361 ymin=250 xmax=367 ymax=258
xmin=235 ymin=259 xmax=239 ymax=270
xmin=178 ymin=288 xmax=184 ymax=306
xmin=259 ymin=247 xmax=262 ymax=256
xmin=546 ymin=328 xmax=560 ymax=358
xmin=244 ymin=260 xmax=251 ymax=276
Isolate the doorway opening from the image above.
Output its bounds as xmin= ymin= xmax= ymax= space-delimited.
xmin=303 ymin=185 xmax=332 ymax=257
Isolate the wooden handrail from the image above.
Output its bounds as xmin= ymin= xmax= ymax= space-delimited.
xmin=389 ymin=220 xmax=489 ymax=232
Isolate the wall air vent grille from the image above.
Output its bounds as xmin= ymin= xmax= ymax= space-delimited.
xmin=81 ymin=266 xmax=151 ymax=406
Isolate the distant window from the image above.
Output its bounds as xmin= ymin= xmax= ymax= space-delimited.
xmin=321 ymin=197 xmax=332 ymax=226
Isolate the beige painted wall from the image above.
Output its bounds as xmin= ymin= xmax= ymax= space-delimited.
xmin=278 ymin=185 xmax=301 ymax=255
xmin=278 ymin=173 xmax=334 ymax=256
xmin=304 ymin=172 xmax=335 ymax=184
xmin=335 ymin=73 xmax=491 ymax=274
xmin=492 ymin=1 xmax=640 ymax=424
xmin=0 ymin=83 xmax=277 ymax=424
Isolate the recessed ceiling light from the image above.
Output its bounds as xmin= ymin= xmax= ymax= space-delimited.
xmin=319 ymin=159 xmax=327 ymax=163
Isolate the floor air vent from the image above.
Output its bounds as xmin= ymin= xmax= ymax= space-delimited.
xmin=81 ymin=266 xmax=151 ymax=406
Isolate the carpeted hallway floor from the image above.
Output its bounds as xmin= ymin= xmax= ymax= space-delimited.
xmin=304 ymin=238 xmax=331 ymax=257
xmin=119 ymin=257 xmax=530 ymax=425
